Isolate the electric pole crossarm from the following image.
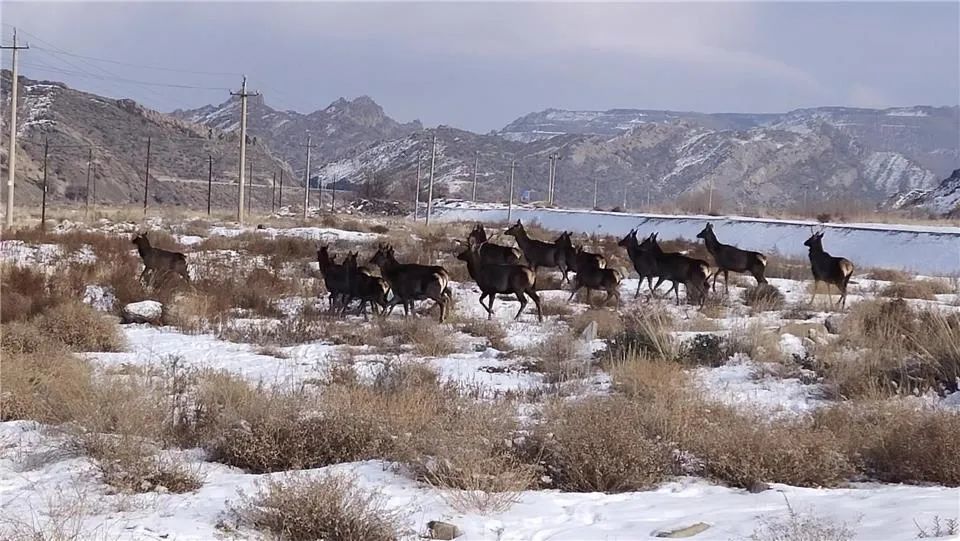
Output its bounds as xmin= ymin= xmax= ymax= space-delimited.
xmin=2 ymin=28 xmax=29 ymax=227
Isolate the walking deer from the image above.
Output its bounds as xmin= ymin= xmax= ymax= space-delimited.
xmin=342 ymin=251 xmax=390 ymax=319
xmin=567 ymin=246 xmax=622 ymax=307
xmin=696 ymin=223 xmax=768 ymax=292
xmin=804 ymin=229 xmax=855 ymax=309
xmin=555 ymin=232 xmax=605 ymax=274
xmin=639 ymin=233 xmax=710 ymax=306
xmin=504 ymin=220 xmax=569 ymax=282
xmin=467 ymin=224 xmax=523 ymax=265
xmin=456 ymin=238 xmax=543 ymax=322
xmin=369 ymin=244 xmax=451 ymax=322
xmin=317 ymin=245 xmax=351 ymax=312
xmin=617 ymin=229 xmax=658 ymax=298
xmin=131 ymin=233 xmax=190 ymax=285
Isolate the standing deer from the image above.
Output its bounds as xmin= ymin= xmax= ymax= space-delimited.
xmin=456 ymin=238 xmax=543 ymax=322
xmin=131 ymin=233 xmax=190 ymax=285
xmin=555 ymin=232 xmax=605 ymax=275
xmin=369 ymin=244 xmax=451 ymax=322
xmin=467 ymin=224 xmax=523 ymax=265
xmin=618 ymin=229 xmax=658 ymax=298
xmin=567 ymin=246 xmax=622 ymax=307
xmin=696 ymin=223 xmax=768 ymax=292
xmin=317 ymin=245 xmax=352 ymax=313
xmin=639 ymin=233 xmax=710 ymax=306
xmin=804 ymin=229 xmax=855 ymax=309
xmin=504 ymin=220 xmax=569 ymax=282
xmin=342 ymin=251 xmax=390 ymax=319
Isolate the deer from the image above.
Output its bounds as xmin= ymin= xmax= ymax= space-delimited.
xmin=617 ymin=229 xmax=658 ymax=299
xmin=342 ymin=251 xmax=390 ymax=319
xmin=456 ymin=238 xmax=543 ymax=322
xmin=567 ymin=246 xmax=622 ymax=307
xmin=504 ymin=220 xmax=570 ymax=282
xmin=316 ymin=245 xmax=352 ymax=313
xmin=696 ymin=222 xmax=768 ymax=292
xmin=804 ymin=229 xmax=855 ymax=309
xmin=555 ymin=232 xmax=605 ymax=275
xmin=639 ymin=233 xmax=710 ymax=306
xmin=467 ymin=224 xmax=523 ymax=265
xmin=369 ymin=244 xmax=451 ymax=322
xmin=131 ymin=233 xmax=190 ymax=285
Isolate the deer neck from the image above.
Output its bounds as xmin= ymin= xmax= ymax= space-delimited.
xmin=135 ymin=242 xmax=150 ymax=258
xmin=703 ymin=232 xmax=721 ymax=253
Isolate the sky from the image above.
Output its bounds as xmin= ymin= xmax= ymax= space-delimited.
xmin=1 ymin=2 xmax=958 ymax=133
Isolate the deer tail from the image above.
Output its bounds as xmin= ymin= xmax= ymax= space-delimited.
xmin=756 ymin=254 xmax=768 ymax=267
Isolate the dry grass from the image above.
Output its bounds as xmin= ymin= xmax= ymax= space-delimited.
xmin=749 ymin=498 xmax=856 ymax=541
xmin=815 ymin=401 xmax=960 ymax=486
xmin=458 ymin=318 xmax=508 ymax=351
xmin=569 ymin=308 xmax=624 ymax=340
xmin=604 ymin=309 xmax=677 ymax=362
xmin=527 ymin=332 xmax=588 ymax=384
xmin=538 ymin=296 xmax=573 ymax=316
xmin=524 ymin=396 xmax=675 ymax=493
xmin=726 ymin=321 xmax=785 ymax=363
xmin=2 ymin=300 xmax=125 ymax=354
xmin=0 ymin=351 xmax=94 ymax=423
xmin=879 ymin=280 xmax=951 ymax=300
xmin=377 ymin=317 xmax=458 ymax=357
xmin=234 ymin=474 xmax=401 ymax=541
xmin=742 ymin=283 xmax=786 ymax=312
xmin=866 ymin=268 xmax=911 ymax=282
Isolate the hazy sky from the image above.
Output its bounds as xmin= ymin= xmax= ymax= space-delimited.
xmin=2 ymin=2 xmax=958 ymax=132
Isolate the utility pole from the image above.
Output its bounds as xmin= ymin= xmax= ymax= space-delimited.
xmin=301 ymin=134 xmax=316 ymax=220
xmin=207 ymin=155 xmax=213 ymax=215
xmin=143 ymin=136 xmax=151 ymax=215
xmin=622 ymin=177 xmax=628 ymax=211
xmin=425 ymin=135 xmax=437 ymax=226
xmin=331 ymin=176 xmax=337 ymax=212
xmin=278 ymin=169 xmax=284 ymax=208
xmin=593 ymin=176 xmax=599 ymax=210
xmin=507 ymin=159 xmax=516 ymax=222
xmin=231 ymin=76 xmax=259 ymax=225
xmin=708 ymin=179 xmax=714 ymax=215
xmin=271 ymin=172 xmax=276 ymax=214
xmin=84 ymin=148 xmax=93 ymax=219
xmin=413 ymin=144 xmax=422 ymax=220
xmin=247 ymin=161 xmax=253 ymax=216
xmin=40 ymin=138 xmax=48 ymax=230
xmin=549 ymin=154 xmax=561 ymax=206
xmin=3 ymin=28 xmax=28 ymax=228
xmin=548 ymin=154 xmax=555 ymax=206
xmin=471 ymin=150 xmax=479 ymax=202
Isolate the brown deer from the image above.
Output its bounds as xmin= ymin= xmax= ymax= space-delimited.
xmin=696 ymin=222 xmax=768 ymax=292
xmin=467 ymin=224 xmax=523 ymax=265
xmin=618 ymin=229 xmax=658 ymax=299
xmin=456 ymin=238 xmax=543 ymax=322
xmin=639 ymin=233 xmax=710 ymax=306
xmin=369 ymin=244 xmax=451 ymax=322
xmin=131 ymin=233 xmax=190 ymax=285
xmin=804 ymin=229 xmax=855 ymax=309
xmin=504 ymin=220 xmax=570 ymax=282
xmin=567 ymin=246 xmax=622 ymax=307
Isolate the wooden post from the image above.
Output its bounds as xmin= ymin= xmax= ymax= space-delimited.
xmin=143 ymin=136 xmax=151 ymax=215
xmin=40 ymin=138 xmax=48 ymax=231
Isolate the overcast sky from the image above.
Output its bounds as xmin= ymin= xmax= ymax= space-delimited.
xmin=2 ymin=1 xmax=958 ymax=132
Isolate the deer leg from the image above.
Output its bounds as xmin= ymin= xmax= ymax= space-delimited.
xmin=711 ymin=271 xmax=719 ymax=292
xmin=635 ymin=279 xmax=642 ymax=299
xmin=527 ymin=289 xmax=543 ymax=322
xmin=808 ymin=280 xmax=819 ymax=305
xmin=670 ymin=281 xmax=680 ymax=305
xmin=513 ymin=291 xmax=527 ymax=320
xmin=567 ymin=284 xmax=581 ymax=302
xmin=723 ymin=270 xmax=730 ymax=294
xmin=651 ymin=277 xmax=666 ymax=298
xmin=436 ymin=297 xmax=446 ymax=322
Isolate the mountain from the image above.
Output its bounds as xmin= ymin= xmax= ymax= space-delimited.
xmin=888 ymin=169 xmax=960 ymax=218
xmin=0 ymin=70 xmax=295 ymax=209
xmin=172 ymin=94 xmax=422 ymax=174
xmin=317 ymin=108 xmax=957 ymax=210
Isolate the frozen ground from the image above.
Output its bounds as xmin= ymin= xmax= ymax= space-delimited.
xmin=2 ymin=218 xmax=958 ymax=540
xmin=431 ymin=202 xmax=960 ymax=275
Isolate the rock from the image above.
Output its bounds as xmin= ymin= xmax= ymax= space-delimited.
xmin=824 ymin=315 xmax=843 ymax=335
xmin=747 ymin=480 xmax=770 ymax=493
xmin=579 ymin=320 xmax=598 ymax=342
xmin=83 ymin=285 xmax=117 ymax=312
xmin=121 ymin=300 xmax=163 ymax=325
xmin=654 ymin=522 xmax=711 ymax=538
xmin=256 ymin=224 xmax=266 ymax=230
xmin=778 ymin=321 xmax=828 ymax=340
xmin=426 ymin=521 xmax=461 ymax=540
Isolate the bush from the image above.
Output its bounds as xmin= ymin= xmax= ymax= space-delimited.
xmin=570 ymin=308 xmax=624 ymax=340
xmin=0 ymin=351 xmax=93 ymax=422
xmin=679 ymin=333 xmax=728 ymax=367
xmin=235 ymin=474 xmax=401 ymax=541
xmin=528 ymin=333 xmax=586 ymax=384
xmin=742 ymin=283 xmax=785 ymax=312
xmin=525 ymin=397 xmax=674 ymax=493
xmin=378 ymin=318 xmax=457 ymax=357
xmin=36 ymin=300 xmax=125 ymax=352
xmin=605 ymin=309 xmax=676 ymax=362
xmin=749 ymin=500 xmax=856 ymax=541
xmin=816 ymin=402 xmax=960 ymax=486
xmin=685 ymin=407 xmax=854 ymax=489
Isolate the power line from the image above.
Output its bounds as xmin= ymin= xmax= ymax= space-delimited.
xmin=29 ymin=45 xmax=242 ymax=77
xmin=21 ymin=55 xmax=230 ymax=90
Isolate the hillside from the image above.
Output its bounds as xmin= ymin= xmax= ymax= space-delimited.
xmin=889 ymin=168 xmax=960 ymax=218
xmin=0 ymin=70 xmax=297 ymax=210
xmin=172 ymin=94 xmax=422 ymax=174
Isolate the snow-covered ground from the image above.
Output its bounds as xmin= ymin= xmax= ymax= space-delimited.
xmin=431 ymin=202 xmax=960 ymax=275
xmin=2 ymin=217 xmax=959 ymax=540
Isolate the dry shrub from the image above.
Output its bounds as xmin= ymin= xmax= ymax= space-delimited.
xmin=764 ymin=255 xmax=809 ymax=281
xmin=685 ymin=406 xmax=853 ymax=489
xmin=377 ymin=317 xmax=457 ymax=357
xmin=525 ymin=396 xmax=675 ymax=493
xmin=528 ymin=332 xmax=587 ymax=384
xmin=235 ymin=474 xmax=400 ymax=541
xmin=0 ymin=351 xmax=93 ymax=422
xmin=459 ymin=319 xmax=507 ymax=351
xmin=726 ymin=321 xmax=784 ymax=363
xmin=678 ymin=333 xmax=729 ymax=367
xmin=537 ymin=296 xmax=572 ymax=316
xmin=608 ymin=347 xmax=690 ymax=406
xmin=749 ymin=500 xmax=856 ymax=541
xmin=35 ymin=300 xmax=125 ymax=352
xmin=605 ymin=309 xmax=676 ymax=362
xmin=867 ymin=268 xmax=910 ymax=282
xmin=815 ymin=401 xmax=960 ymax=486
xmin=86 ymin=439 xmax=203 ymax=494
xmin=880 ymin=281 xmax=937 ymax=300
xmin=569 ymin=308 xmax=623 ymax=339
xmin=1 ymin=265 xmax=54 ymax=322
xmin=742 ymin=283 xmax=786 ymax=312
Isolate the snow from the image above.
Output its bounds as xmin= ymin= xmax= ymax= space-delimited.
xmin=695 ymin=357 xmax=825 ymax=416
xmin=863 ymin=151 xmax=936 ymax=195
xmin=431 ymin=204 xmax=960 ymax=275
xmin=0 ymin=240 xmax=97 ymax=268
xmin=207 ymin=225 xmax=380 ymax=244
xmin=83 ymin=285 xmax=116 ymax=312
xmin=886 ymin=108 xmax=929 ymax=117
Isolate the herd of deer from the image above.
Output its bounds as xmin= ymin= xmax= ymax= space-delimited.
xmin=130 ymin=220 xmax=857 ymax=323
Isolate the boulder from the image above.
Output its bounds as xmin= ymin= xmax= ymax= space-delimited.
xmin=654 ymin=522 xmax=711 ymax=538
xmin=426 ymin=521 xmax=461 ymax=540
xmin=579 ymin=319 xmax=598 ymax=342
xmin=121 ymin=300 xmax=163 ymax=325
xmin=778 ymin=321 xmax=828 ymax=340
xmin=824 ymin=315 xmax=843 ymax=335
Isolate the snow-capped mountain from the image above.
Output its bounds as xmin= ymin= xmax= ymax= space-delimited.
xmin=888 ymin=169 xmax=960 ymax=217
